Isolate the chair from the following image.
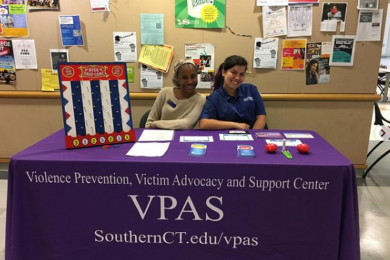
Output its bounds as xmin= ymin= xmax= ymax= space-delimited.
xmin=139 ymin=109 xmax=151 ymax=128
xmin=377 ymin=73 xmax=386 ymax=98
xmin=363 ymin=102 xmax=390 ymax=178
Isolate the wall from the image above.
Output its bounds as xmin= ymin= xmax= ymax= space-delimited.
xmin=0 ymin=0 xmax=384 ymax=166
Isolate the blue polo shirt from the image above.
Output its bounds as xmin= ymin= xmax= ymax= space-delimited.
xmin=200 ymin=83 xmax=266 ymax=128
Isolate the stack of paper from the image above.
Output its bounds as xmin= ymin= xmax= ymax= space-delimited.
xmin=138 ymin=129 xmax=174 ymax=142
xmin=138 ymin=45 xmax=174 ymax=73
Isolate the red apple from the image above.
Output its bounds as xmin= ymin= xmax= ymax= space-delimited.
xmin=265 ymin=143 xmax=278 ymax=153
xmin=297 ymin=143 xmax=310 ymax=154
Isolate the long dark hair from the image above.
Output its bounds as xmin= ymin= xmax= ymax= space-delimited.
xmin=306 ymin=59 xmax=319 ymax=75
xmin=212 ymin=55 xmax=248 ymax=90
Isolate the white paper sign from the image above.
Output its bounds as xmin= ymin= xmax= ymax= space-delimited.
xmin=12 ymin=40 xmax=38 ymax=69
xmin=253 ymin=38 xmax=279 ymax=69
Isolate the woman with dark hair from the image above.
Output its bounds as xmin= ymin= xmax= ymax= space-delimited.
xmin=199 ymin=55 xmax=266 ymax=130
xmin=146 ymin=58 xmax=206 ymax=129
xmin=306 ymin=59 xmax=319 ymax=85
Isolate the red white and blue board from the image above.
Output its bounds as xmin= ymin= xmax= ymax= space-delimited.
xmin=58 ymin=62 xmax=136 ymax=149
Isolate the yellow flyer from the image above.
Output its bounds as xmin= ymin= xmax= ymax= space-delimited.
xmin=281 ymin=39 xmax=307 ymax=70
xmin=41 ymin=69 xmax=59 ymax=91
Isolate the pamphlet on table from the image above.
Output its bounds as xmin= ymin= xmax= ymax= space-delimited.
xmin=188 ymin=144 xmax=207 ymax=156
xmin=126 ymin=142 xmax=170 ymax=157
xmin=219 ymin=134 xmax=254 ymax=141
xmin=180 ymin=136 xmax=214 ymax=142
xmin=266 ymin=139 xmax=302 ymax=146
xmin=138 ymin=129 xmax=174 ymax=142
xmin=284 ymin=133 xmax=314 ymax=138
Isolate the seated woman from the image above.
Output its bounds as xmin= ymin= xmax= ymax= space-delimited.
xmin=146 ymin=59 xmax=206 ymax=129
xmin=199 ymin=55 xmax=266 ymax=130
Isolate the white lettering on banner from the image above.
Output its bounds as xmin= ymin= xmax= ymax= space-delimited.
xmin=25 ymin=171 xmax=72 ymax=184
xmin=135 ymin=173 xmax=170 ymax=186
xmin=128 ymin=195 xmax=224 ymax=221
xmin=172 ymin=174 xmax=224 ymax=190
xmin=293 ymin=178 xmax=330 ymax=190
xmin=74 ymin=172 xmax=132 ymax=186
xmin=94 ymin=230 xmax=258 ymax=249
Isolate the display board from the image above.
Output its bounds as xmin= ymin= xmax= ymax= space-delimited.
xmin=0 ymin=0 xmax=386 ymax=94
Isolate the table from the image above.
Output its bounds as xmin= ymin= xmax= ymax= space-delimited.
xmin=379 ymin=68 xmax=390 ymax=101
xmin=6 ymin=129 xmax=360 ymax=260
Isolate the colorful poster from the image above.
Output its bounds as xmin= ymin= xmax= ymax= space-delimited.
xmin=281 ymin=39 xmax=306 ymax=70
xmin=287 ymin=4 xmax=312 ymax=37
xmin=12 ymin=39 xmax=38 ymax=69
xmin=175 ymin=0 xmax=225 ymax=29
xmin=329 ymin=35 xmax=356 ymax=66
xmin=253 ymin=38 xmax=278 ymax=69
xmin=113 ymin=32 xmax=137 ymax=62
xmin=0 ymin=39 xmax=16 ymax=84
xmin=320 ymin=3 xmax=348 ymax=32
xmin=58 ymin=62 xmax=136 ymax=149
xmin=184 ymin=43 xmax=215 ymax=89
xmin=262 ymin=6 xmax=287 ymax=37
xmin=59 ymin=15 xmax=84 ymax=46
xmin=0 ymin=2 xmax=29 ymax=37
xmin=27 ymin=0 xmax=59 ymax=11
xmin=306 ymin=42 xmax=331 ymax=85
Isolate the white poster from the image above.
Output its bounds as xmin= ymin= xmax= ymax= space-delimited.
xmin=12 ymin=39 xmax=37 ymax=70
xmin=263 ymin=6 xmax=287 ymax=37
xmin=140 ymin=64 xmax=163 ymax=89
xmin=288 ymin=5 xmax=313 ymax=37
xmin=90 ymin=0 xmax=110 ymax=12
xmin=257 ymin=0 xmax=288 ymax=6
xmin=253 ymin=38 xmax=279 ymax=69
xmin=356 ymin=10 xmax=383 ymax=41
xmin=184 ymin=43 xmax=215 ymax=89
xmin=113 ymin=32 xmax=137 ymax=62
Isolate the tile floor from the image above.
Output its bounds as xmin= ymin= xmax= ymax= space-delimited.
xmin=0 ymin=102 xmax=389 ymax=259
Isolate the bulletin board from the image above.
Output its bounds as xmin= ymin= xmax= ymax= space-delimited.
xmin=0 ymin=0 xmax=386 ymax=94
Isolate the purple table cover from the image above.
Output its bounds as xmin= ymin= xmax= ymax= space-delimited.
xmin=6 ymin=129 xmax=360 ymax=260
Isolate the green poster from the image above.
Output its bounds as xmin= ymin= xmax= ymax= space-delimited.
xmin=127 ymin=66 xmax=134 ymax=83
xmin=175 ymin=0 xmax=225 ymax=28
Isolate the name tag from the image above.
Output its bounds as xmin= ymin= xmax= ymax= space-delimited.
xmin=167 ymin=99 xmax=176 ymax=108
xmin=243 ymin=97 xmax=254 ymax=102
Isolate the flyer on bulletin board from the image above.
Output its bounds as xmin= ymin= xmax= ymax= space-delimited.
xmin=0 ymin=2 xmax=29 ymax=37
xmin=59 ymin=15 xmax=84 ymax=46
xmin=281 ymin=39 xmax=307 ymax=70
xmin=175 ymin=0 xmax=225 ymax=28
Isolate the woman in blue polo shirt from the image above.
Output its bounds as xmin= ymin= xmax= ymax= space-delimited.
xmin=199 ymin=55 xmax=266 ymax=130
